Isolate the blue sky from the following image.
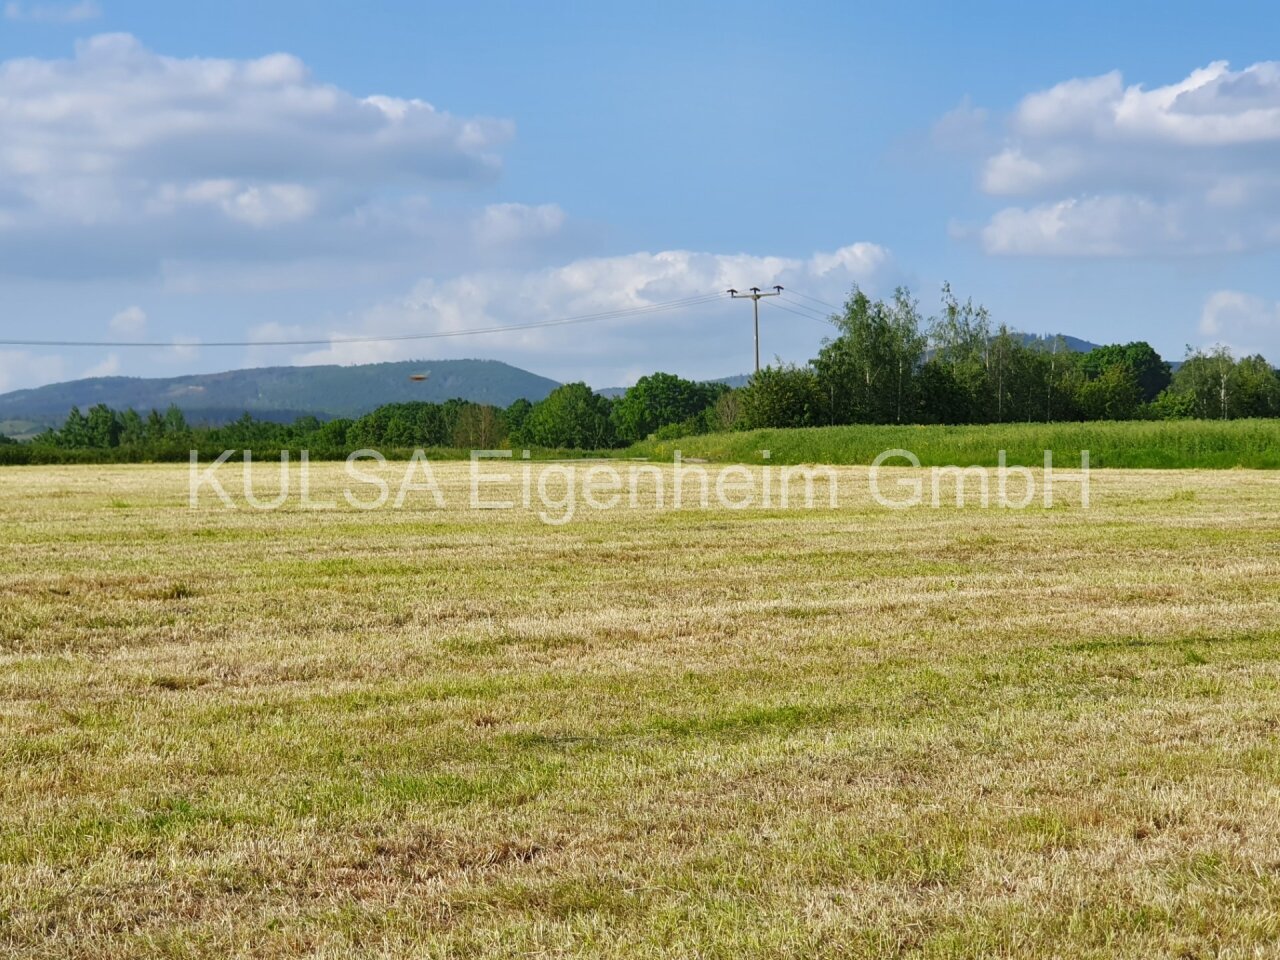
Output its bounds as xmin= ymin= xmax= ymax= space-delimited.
xmin=1 ymin=0 xmax=1279 ymax=391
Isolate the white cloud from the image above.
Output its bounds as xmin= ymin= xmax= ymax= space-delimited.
xmin=0 ymin=350 xmax=65 ymax=393
xmin=1009 ymin=61 xmax=1280 ymax=148
xmin=221 ymin=184 xmax=318 ymax=228
xmin=282 ymin=242 xmax=894 ymax=384
xmin=981 ymin=147 xmax=1083 ymax=196
xmin=108 ymin=305 xmax=146 ymax=335
xmin=981 ymin=196 xmax=1185 ymax=257
xmin=1010 ymin=71 xmax=1124 ymax=139
xmin=153 ymin=337 xmax=199 ymax=365
xmin=153 ymin=180 xmax=318 ymax=228
xmin=0 ymin=34 xmax=510 ymax=186
xmin=0 ymin=240 xmax=893 ymax=392
xmin=959 ymin=60 xmax=1280 ymax=256
xmin=808 ymin=242 xmax=890 ymax=278
xmin=472 ymin=203 xmax=566 ymax=246
xmin=1108 ymin=62 xmax=1280 ymax=146
xmin=931 ymin=96 xmax=990 ymax=152
xmin=4 ymin=0 xmax=100 ymax=23
xmin=0 ymin=34 xmax=517 ymax=279
xmin=82 ymin=352 xmax=119 ymax=378
xmin=1199 ymin=290 xmax=1280 ymax=360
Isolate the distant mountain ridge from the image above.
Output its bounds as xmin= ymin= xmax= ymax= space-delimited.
xmin=0 ymin=334 xmax=1123 ymax=438
xmin=0 ymin=359 xmax=560 ymax=435
xmin=598 ymin=373 xmax=751 ymax=398
xmin=1018 ymin=333 xmax=1103 ymax=353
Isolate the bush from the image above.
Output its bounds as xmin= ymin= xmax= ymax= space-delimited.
xmin=519 ymin=383 xmax=617 ymax=449
xmin=611 ymin=372 xmax=720 ymax=443
xmin=738 ymin=365 xmax=824 ymax=429
xmin=1143 ymin=389 xmax=1197 ymax=420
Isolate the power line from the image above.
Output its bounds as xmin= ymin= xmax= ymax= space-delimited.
xmin=0 ymin=293 xmax=724 ymax=349
xmin=786 ymin=289 xmax=845 ymax=313
xmin=776 ymin=295 xmax=833 ymax=320
xmin=761 ymin=297 xmax=833 ymax=326
xmin=778 ymin=294 xmax=835 ymax=319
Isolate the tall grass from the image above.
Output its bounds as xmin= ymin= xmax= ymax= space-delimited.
xmin=628 ymin=418 xmax=1280 ymax=468
xmin=7 ymin=419 xmax=1275 ymax=468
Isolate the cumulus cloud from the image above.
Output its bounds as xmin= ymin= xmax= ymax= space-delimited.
xmin=281 ymin=242 xmax=894 ymax=385
xmin=981 ymin=196 xmax=1185 ymax=257
xmin=1199 ymin=290 xmax=1280 ymax=359
xmin=155 ymin=181 xmax=318 ymax=228
xmin=0 ymin=240 xmax=894 ymax=393
xmin=108 ymin=305 xmax=146 ymax=336
xmin=808 ymin=243 xmax=890 ymax=278
xmin=931 ymin=96 xmax=991 ymax=153
xmin=81 ymin=352 xmax=119 ymax=378
xmin=472 ymin=203 xmax=566 ymax=246
xmin=0 ymin=350 xmax=65 ymax=394
xmin=956 ymin=60 xmax=1280 ymax=256
xmin=4 ymin=0 xmax=99 ymax=23
xmin=1 ymin=34 xmax=509 ymax=186
xmin=159 ymin=337 xmax=200 ymax=364
xmin=0 ymin=34 xmax=520 ymax=279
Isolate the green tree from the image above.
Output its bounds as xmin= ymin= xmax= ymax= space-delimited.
xmin=985 ymin=332 xmax=1081 ymax=423
xmin=928 ymin=284 xmax=992 ymax=368
xmin=611 ymin=372 xmax=719 ymax=443
xmin=312 ymin=418 xmax=352 ymax=450
xmin=1042 ymin=337 xmax=1084 ymax=422
xmin=738 ymin=364 xmax=824 ymax=429
xmin=924 ymin=284 xmax=993 ymax=423
xmin=212 ymin=412 xmax=286 ymax=447
xmin=291 ymin=415 xmax=323 ymax=439
xmin=1145 ymin=388 xmax=1196 ymax=419
xmin=1080 ymin=342 xmax=1171 ymax=403
xmin=1076 ymin=364 xmax=1142 ymax=420
xmin=58 ymin=407 xmax=90 ymax=448
xmin=162 ymin=405 xmax=189 ymax=438
xmin=145 ymin=409 xmax=166 ymax=442
xmin=521 ymin=383 xmax=616 ymax=449
xmin=119 ymin=409 xmax=145 ymax=446
xmin=452 ymin=404 xmax=506 ymax=448
xmin=709 ymin=389 xmax=744 ymax=432
xmin=916 ymin=359 xmax=970 ymax=424
xmin=986 ymin=326 xmax=1030 ymax=422
xmin=351 ymin=402 xmax=450 ymax=447
xmin=813 ymin=287 xmax=926 ymax=424
xmin=1173 ymin=347 xmax=1238 ymax=419
xmin=1234 ymin=354 xmax=1280 ymax=417
xmin=504 ymin=398 xmax=533 ymax=442
xmin=85 ymin=404 xmax=122 ymax=448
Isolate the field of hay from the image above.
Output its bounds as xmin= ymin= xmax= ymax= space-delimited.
xmin=1 ymin=460 xmax=1279 ymax=958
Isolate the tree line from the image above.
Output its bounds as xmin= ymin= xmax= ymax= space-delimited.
xmin=733 ymin=285 xmax=1279 ymax=429
xmin=8 ymin=374 xmax=727 ymax=456
xmin=5 ymin=284 xmax=1278 ymax=458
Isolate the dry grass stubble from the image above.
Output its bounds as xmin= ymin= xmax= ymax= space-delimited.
xmin=0 ymin=461 xmax=1277 ymax=957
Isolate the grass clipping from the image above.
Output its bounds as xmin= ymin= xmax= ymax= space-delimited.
xmin=0 ymin=461 xmax=1278 ymax=958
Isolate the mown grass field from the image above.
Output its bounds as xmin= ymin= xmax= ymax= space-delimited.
xmin=1 ymin=460 xmax=1279 ymax=958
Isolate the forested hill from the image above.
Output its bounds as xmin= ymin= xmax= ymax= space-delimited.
xmin=0 ymin=359 xmax=560 ymax=432
xmin=1019 ymin=333 xmax=1102 ymax=353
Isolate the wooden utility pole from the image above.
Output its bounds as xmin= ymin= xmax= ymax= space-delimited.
xmin=728 ymin=286 xmax=783 ymax=374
